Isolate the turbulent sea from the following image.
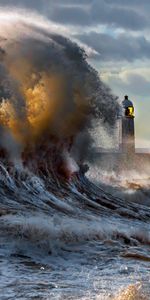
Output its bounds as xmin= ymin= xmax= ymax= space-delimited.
xmin=0 ymin=9 xmax=149 ymax=300
xmin=0 ymin=162 xmax=149 ymax=300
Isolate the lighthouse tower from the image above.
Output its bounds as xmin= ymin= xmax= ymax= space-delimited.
xmin=121 ymin=95 xmax=135 ymax=154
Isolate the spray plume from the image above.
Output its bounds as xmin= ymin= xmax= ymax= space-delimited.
xmin=0 ymin=9 xmax=119 ymax=175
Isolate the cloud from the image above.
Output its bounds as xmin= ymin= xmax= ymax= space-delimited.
xmin=43 ymin=0 xmax=147 ymax=30
xmin=0 ymin=0 xmax=148 ymax=31
xmin=106 ymin=0 xmax=150 ymax=8
xmin=124 ymin=73 xmax=150 ymax=97
xmin=90 ymin=0 xmax=147 ymax=31
xmin=102 ymin=67 xmax=150 ymax=96
xmin=75 ymin=32 xmax=150 ymax=62
xmin=107 ymin=72 xmax=150 ymax=97
xmin=47 ymin=5 xmax=90 ymax=26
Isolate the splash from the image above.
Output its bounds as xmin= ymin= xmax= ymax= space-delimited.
xmin=0 ymin=9 xmax=119 ymax=175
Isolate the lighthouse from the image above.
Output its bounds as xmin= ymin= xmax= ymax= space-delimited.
xmin=121 ymin=95 xmax=135 ymax=154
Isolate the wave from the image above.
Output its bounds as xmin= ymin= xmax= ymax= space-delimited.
xmin=0 ymin=159 xmax=149 ymax=261
xmin=0 ymin=9 xmax=149 ymax=300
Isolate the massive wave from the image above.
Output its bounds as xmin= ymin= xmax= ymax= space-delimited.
xmin=0 ymin=10 xmax=120 ymax=177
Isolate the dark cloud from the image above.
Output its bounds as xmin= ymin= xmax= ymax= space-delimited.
xmin=47 ymin=0 xmax=147 ymax=30
xmin=0 ymin=0 xmax=45 ymax=10
xmin=105 ymin=0 xmax=150 ymax=8
xmin=76 ymin=32 xmax=150 ymax=62
xmin=0 ymin=0 xmax=150 ymax=63
xmin=0 ymin=0 xmax=89 ymax=10
xmin=48 ymin=5 xmax=90 ymax=26
xmin=90 ymin=0 xmax=147 ymax=31
xmin=0 ymin=0 xmax=148 ymax=31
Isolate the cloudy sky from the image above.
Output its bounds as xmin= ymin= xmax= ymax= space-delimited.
xmin=0 ymin=0 xmax=150 ymax=148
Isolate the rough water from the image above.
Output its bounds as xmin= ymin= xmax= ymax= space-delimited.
xmin=0 ymin=9 xmax=149 ymax=300
xmin=0 ymin=161 xmax=149 ymax=300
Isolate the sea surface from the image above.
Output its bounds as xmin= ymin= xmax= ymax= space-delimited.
xmin=0 ymin=162 xmax=149 ymax=300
